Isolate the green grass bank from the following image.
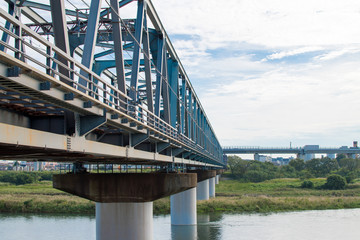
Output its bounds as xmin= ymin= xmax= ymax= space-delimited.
xmin=2 ymin=178 xmax=360 ymax=215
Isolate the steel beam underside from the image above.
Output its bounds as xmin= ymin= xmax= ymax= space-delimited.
xmin=0 ymin=54 xmax=221 ymax=167
xmin=0 ymin=122 xmax=220 ymax=167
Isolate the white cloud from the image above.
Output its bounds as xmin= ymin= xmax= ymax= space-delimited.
xmin=264 ymin=46 xmax=324 ymax=61
xmin=314 ymin=46 xmax=360 ymax=61
xmin=152 ymin=0 xmax=360 ymax=48
xmin=148 ymin=0 xmax=360 ymax=147
xmin=3 ymin=0 xmax=358 ymax=148
xmin=200 ymin=58 xmax=360 ymax=146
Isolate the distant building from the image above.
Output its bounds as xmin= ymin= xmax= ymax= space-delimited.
xmin=0 ymin=160 xmax=14 ymax=170
xmin=254 ymin=153 xmax=272 ymax=162
xmin=272 ymin=157 xmax=294 ymax=166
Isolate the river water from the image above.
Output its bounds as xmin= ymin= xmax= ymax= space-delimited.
xmin=1 ymin=209 xmax=360 ymax=240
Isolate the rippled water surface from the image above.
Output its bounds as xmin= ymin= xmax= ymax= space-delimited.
xmin=1 ymin=209 xmax=360 ymax=239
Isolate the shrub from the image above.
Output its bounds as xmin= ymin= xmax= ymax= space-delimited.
xmin=14 ymin=172 xmax=37 ymax=185
xmin=345 ymin=171 xmax=358 ymax=184
xmin=298 ymin=170 xmax=314 ymax=180
xmin=0 ymin=172 xmax=39 ymax=185
xmin=244 ymin=170 xmax=269 ymax=183
xmin=301 ymin=180 xmax=314 ymax=188
xmin=324 ymin=174 xmax=346 ymax=190
xmin=37 ymin=172 xmax=53 ymax=181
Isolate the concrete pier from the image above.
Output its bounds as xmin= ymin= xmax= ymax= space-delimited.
xmin=209 ymin=177 xmax=215 ymax=198
xmin=96 ymin=202 xmax=153 ymax=240
xmin=53 ymin=173 xmax=197 ymax=202
xmin=54 ymin=173 xmax=197 ymax=240
xmin=187 ymin=170 xmax=216 ymax=201
xmin=215 ymin=175 xmax=219 ymax=184
xmin=170 ymin=187 xmax=197 ymax=225
xmin=197 ymin=179 xmax=209 ymax=200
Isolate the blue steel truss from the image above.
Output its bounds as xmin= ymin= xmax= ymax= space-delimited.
xmin=0 ymin=0 xmax=224 ymax=168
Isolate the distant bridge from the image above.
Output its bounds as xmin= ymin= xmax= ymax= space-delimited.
xmin=223 ymin=145 xmax=360 ymax=160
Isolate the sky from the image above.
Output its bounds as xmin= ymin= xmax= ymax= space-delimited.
xmin=151 ymin=0 xmax=360 ymax=148
xmin=2 ymin=0 xmax=360 ymax=149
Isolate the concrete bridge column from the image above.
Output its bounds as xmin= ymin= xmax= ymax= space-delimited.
xmin=96 ymin=202 xmax=153 ymax=240
xmin=53 ymin=173 xmax=196 ymax=240
xmin=171 ymin=225 xmax=197 ymax=239
xmin=215 ymin=169 xmax=224 ymax=185
xmin=170 ymin=187 xmax=197 ymax=225
xmin=209 ymin=177 xmax=215 ymax=198
xmin=188 ymin=170 xmax=216 ymax=201
xmin=197 ymin=179 xmax=209 ymax=200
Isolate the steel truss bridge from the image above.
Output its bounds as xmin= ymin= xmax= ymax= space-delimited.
xmin=0 ymin=0 xmax=225 ymax=169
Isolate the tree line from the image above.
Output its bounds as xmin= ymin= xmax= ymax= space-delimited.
xmin=227 ymin=154 xmax=360 ymax=183
xmin=0 ymin=171 xmax=53 ymax=185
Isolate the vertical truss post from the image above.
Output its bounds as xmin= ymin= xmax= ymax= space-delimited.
xmin=199 ymin=109 xmax=202 ymax=146
xmin=193 ymin=101 xmax=197 ymax=143
xmin=0 ymin=2 xmax=14 ymax=52
xmin=142 ymin=11 xmax=154 ymax=113
xmin=129 ymin=0 xmax=145 ymax=102
xmin=50 ymin=0 xmax=71 ymax=86
xmin=205 ymin=121 xmax=208 ymax=151
xmin=110 ymin=0 xmax=127 ymax=110
xmin=201 ymin=112 xmax=205 ymax=147
xmin=13 ymin=16 xmax=20 ymax=60
xmin=154 ymin=35 xmax=164 ymax=117
xmin=78 ymin=0 xmax=102 ymax=93
xmin=180 ymin=77 xmax=186 ymax=134
xmin=184 ymin=92 xmax=189 ymax=137
xmin=197 ymin=108 xmax=200 ymax=146
xmin=167 ymin=59 xmax=179 ymax=128
xmin=188 ymin=90 xmax=192 ymax=140
xmin=161 ymin=50 xmax=170 ymax=124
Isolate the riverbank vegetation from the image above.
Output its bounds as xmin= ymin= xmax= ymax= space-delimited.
xmin=1 ymin=174 xmax=360 ymax=215
xmin=227 ymin=154 xmax=360 ymax=184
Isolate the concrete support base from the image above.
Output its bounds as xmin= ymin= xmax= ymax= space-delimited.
xmin=96 ymin=202 xmax=153 ymax=240
xmin=53 ymin=173 xmax=197 ymax=202
xmin=54 ymin=173 xmax=198 ymax=240
xmin=209 ymin=177 xmax=215 ymax=198
xmin=197 ymin=179 xmax=209 ymax=200
xmin=170 ymin=187 xmax=197 ymax=225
